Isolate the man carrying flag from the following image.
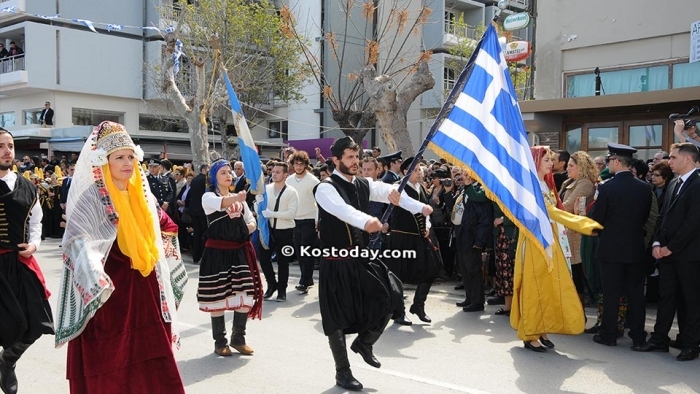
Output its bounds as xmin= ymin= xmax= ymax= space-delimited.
xmin=402 ymin=20 xmax=602 ymax=351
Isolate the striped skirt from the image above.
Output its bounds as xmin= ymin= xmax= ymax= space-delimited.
xmin=197 ymin=246 xmax=256 ymax=312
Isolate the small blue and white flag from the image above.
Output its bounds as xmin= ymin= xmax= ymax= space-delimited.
xmin=0 ymin=6 xmax=16 ymax=13
xmin=142 ymin=26 xmax=160 ymax=32
xmin=173 ymin=39 xmax=183 ymax=75
xmin=106 ymin=24 xmax=123 ymax=32
xmin=163 ymin=25 xmax=175 ymax=34
xmin=429 ymin=23 xmax=554 ymax=256
xmin=222 ymin=70 xmax=270 ymax=249
xmin=36 ymin=14 xmax=60 ymax=20
xmin=74 ymin=19 xmax=97 ymax=33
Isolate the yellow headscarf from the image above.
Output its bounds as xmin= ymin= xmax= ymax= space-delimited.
xmin=102 ymin=160 xmax=159 ymax=277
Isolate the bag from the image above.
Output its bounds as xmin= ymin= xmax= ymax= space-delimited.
xmin=451 ymin=192 xmax=465 ymax=225
xmin=180 ymin=209 xmax=193 ymax=225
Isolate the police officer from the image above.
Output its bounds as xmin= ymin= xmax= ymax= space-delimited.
xmin=589 ymin=143 xmax=652 ymax=348
xmin=146 ymin=158 xmax=174 ymax=211
xmin=380 ymin=151 xmax=403 ymax=184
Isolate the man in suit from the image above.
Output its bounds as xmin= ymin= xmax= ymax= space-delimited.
xmin=636 ymin=142 xmax=700 ymax=361
xmin=589 ymin=143 xmax=652 ymax=348
xmin=232 ymin=161 xmax=255 ymax=209
xmin=146 ymin=159 xmax=173 ymax=211
xmin=39 ymin=102 xmax=54 ymax=126
xmin=186 ymin=163 xmax=209 ymax=264
xmin=380 ymin=151 xmax=402 ymax=184
xmin=159 ymin=159 xmax=178 ymax=219
xmin=59 ymin=163 xmax=75 ymax=210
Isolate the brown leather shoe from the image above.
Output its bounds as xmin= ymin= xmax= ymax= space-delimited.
xmin=232 ymin=344 xmax=254 ymax=355
xmin=214 ymin=346 xmax=233 ymax=356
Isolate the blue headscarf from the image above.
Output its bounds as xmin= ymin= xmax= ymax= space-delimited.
xmin=207 ymin=159 xmax=230 ymax=194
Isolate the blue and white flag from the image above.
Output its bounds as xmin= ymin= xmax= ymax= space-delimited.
xmin=222 ymin=70 xmax=270 ymax=249
xmin=163 ymin=25 xmax=175 ymax=34
xmin=0 ymin=6 xmax=16 ymax=13
xmin=429 ymin=24 xmax=554 ymax=255
xmin=173 ymin=39 xmax=183 ymax=75
xmin=106 ymin=24 xmax=123 ymax=32
xmin=74 ymin=19 xmax=97 ymax=33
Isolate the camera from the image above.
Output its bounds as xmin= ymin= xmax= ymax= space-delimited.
xmin=440 ymin=179 xmax=453 ymax=187
xmin=669 ymin=106 xmax=699 ymax=130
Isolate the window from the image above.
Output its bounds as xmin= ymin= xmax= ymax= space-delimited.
xmin=566 ymin=65 xmax=669 ymax=97
xmin=629 ymin=124 xmax=662 ymax=161
xmin=268 ymin=121 xmax=288 ymax=140
xmin=444 ymin=67 xmax=457 ymax=91
xmin=565 ymin=126 xmax=581 ymax=153
xmin=138 ymin=114 xmax=188 ymax=133
xmin=72 ymin=108 xmax=124 ymax=126
xmin=672 ymin=62 xmax=700 ymax=89
xmin=587 ymin=126 xmax=619 ymax=159
xmin=24 ymin=109 xmax=43 ymax=125
xmin=445 ymin=11 xmax=457 ymax=34
xmin=0 ymin=112 xmax=14 ymax=128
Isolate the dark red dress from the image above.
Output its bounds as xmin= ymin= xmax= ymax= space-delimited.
xmin=66 ymin=244 xmax=185 ymax=394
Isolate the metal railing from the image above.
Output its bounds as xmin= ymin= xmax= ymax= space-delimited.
xmin=444 ymin=21 xmax=479 ymax=40
xmin=0 ymin=55 xmax=25 ymax=74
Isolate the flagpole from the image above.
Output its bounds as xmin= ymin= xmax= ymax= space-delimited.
xmin=369 ymin=16 xmax=501 ymax=247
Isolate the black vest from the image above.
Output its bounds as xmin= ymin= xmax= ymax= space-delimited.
xmin=315 ymin=174 xmax=370 ymax=249
xmin=390 ymin=183 xmax=428 ymax=235
xmin=0 ymin=176 xmax=38 ymax=250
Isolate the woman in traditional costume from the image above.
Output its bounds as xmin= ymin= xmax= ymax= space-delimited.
xmin=55 ymin=121 xmax=189 ymax=393
xmin=511 ymin=146 xmax=602 ymax=352
xmin=197 ymin=159 xmax=262 ymax=356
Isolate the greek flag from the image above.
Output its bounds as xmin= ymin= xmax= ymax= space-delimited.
xmin=429 ymin=24 xmax=553 ymax=254
xmin=222 ymin=70 xmax=270 ymax=249
xmin=173 ymin=39 xmax=183 ymax=75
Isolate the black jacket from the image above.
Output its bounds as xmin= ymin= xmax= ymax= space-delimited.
xmin=589 ymin=171 xmax=652 ymax=264
xmin=187 ymin=173 xmax=207 ymax=216
xmin=653 ymin=171 xmax=700 ymax=262
xmin=456 ymin=184 xmax=493 ymax=249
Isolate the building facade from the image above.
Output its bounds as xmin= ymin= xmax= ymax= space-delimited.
xmin=521 ymin=0 xmax=700 ymax=160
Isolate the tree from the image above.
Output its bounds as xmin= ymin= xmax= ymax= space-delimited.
xmin=282 ymin=0 xmax=435 ymax=156
xmin=446 ymin=16 xmax=531 ymax=100
xmin=160 ymin=0 xmax=309 ymax=168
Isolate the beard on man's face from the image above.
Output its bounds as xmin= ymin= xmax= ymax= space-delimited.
xmin=338 ymin=160 xmax=357 ymax=176
xmin=0 ymin=164 xmax=12 ymax=171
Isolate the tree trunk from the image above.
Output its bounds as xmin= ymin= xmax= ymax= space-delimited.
xmin=362 ymin=62 xmax=435 ymax=157
xmin=163 ymin=37 xmax=210 ymax=169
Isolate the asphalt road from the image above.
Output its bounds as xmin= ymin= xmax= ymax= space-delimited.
xmin=13 ymin=239 xmax=700 ymax=394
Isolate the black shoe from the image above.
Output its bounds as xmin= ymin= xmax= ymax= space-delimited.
xmin=335 ymin=368 xmax=363 ymax=391
xmin=632 ymin=341 xmax=669 ymax=352
xmin=583 ymin=325 xmax=599 ymax=334
xmin=539 ymin=336 xmax=555 ymax=349
xmin=524 ymin=341 xmax=547 ymax=353
xmin=495 ymin=308 xmax=510 ymax=316
xmin=0 ymin=360 xmax=17 ymax=394
xmin=456 ymin=300 xmax=470 ymax=307
xmin=462 ymin=303 xmax=485 ymax=312
xmin=593 ymin=335 xmax=617 ymax=347
xmin=669 ymin=340 xmax=684 ymax=350
xmin=263 ymin=285 xmax=276 ymax=300
xmin=454 ymin=284 xmax=465 ymax=290
xmin=486 ymin=296 xmax=505 ymax=305
xmin=677 ymin=348 xmax=700 ymax=361
xmin=350 ymin=337 xmax=381 ymax=368
xmin=393 ymin=314 xmax=412 ymax=326
xmin=296 ymin=285 xmax=309 ymax=294
xmin=276 ymin=293 xmax=286 ymax=302
xmin=409 ymin=304 xmax=431 ymax=323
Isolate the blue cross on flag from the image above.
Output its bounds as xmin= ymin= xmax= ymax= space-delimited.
xmin=428 ymin=23 xmax=554 ymax=256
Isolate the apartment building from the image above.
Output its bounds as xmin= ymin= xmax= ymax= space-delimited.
xmin=520 ymin=0 xmax=700 ymax=160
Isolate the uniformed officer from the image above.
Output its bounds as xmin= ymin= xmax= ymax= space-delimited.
xmin=380 ymin=151 xmax=403 ymax=184
xmin=589 ymin=143 xmax=652 ymax=348
xmin=146 ymin=158 xmax=174 ymax=211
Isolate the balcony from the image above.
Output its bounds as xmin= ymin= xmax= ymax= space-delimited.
xmin=0 ymin=55 xmax=27 ymax=89
xmin=443 ymin=21 xmax=479 ymax=48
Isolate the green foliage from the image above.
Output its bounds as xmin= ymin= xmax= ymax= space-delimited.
xmin=170 ymin=0 xmax=310 ymax=120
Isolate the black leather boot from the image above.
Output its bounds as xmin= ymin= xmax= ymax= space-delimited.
xmin=328 ymin=330 xmax=362 ymax=391
xmin=263 ymin=282 xmax=277 ymax=299
xmin=410 ymin=281 xmax=433 ymax=323
xmin=351 ymin=331 xmax=382 ymax=368
xmin=0 ymin=341 xmax=32 ymax=394
xmin=231 ymin=312 xmax=253 ymax=355
xmin=211 ymin=316 xmax=232 ymax=356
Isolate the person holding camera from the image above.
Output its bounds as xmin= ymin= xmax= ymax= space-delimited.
xmin=673 ymin=119 xmax=700 ymax=145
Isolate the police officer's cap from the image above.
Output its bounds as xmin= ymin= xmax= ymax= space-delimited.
xmin=380 ymin=151 xmax=403 ymax=163
xmin=606 ymin=143 xmax=636 ymax=159
xmin=147 ymin=158 xmax=161 ymax=166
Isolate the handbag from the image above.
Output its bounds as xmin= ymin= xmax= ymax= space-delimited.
xmin=179 ymin=209 xmax=193 ymax=225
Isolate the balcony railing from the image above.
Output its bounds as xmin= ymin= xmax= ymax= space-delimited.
xmin=444 ymin=21 xmax=478 ymax=40
xmin=0 ymin=55 xmax=24 ymax=74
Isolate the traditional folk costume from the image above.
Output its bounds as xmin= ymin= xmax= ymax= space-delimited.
xmin=511 ymin=157 xmax=602 ymax=347
xmin=55 ymin=121 xmax=188 ymax=394
xmin=197 ymin=159 xmax=262 ymax=357
xmin=0 ymin=168 xmax=54 ymax=394
xmin=314 ymin=137 xmax=425 ymax=391
xmin=385 ymin=157 xmax=442 ymax=323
